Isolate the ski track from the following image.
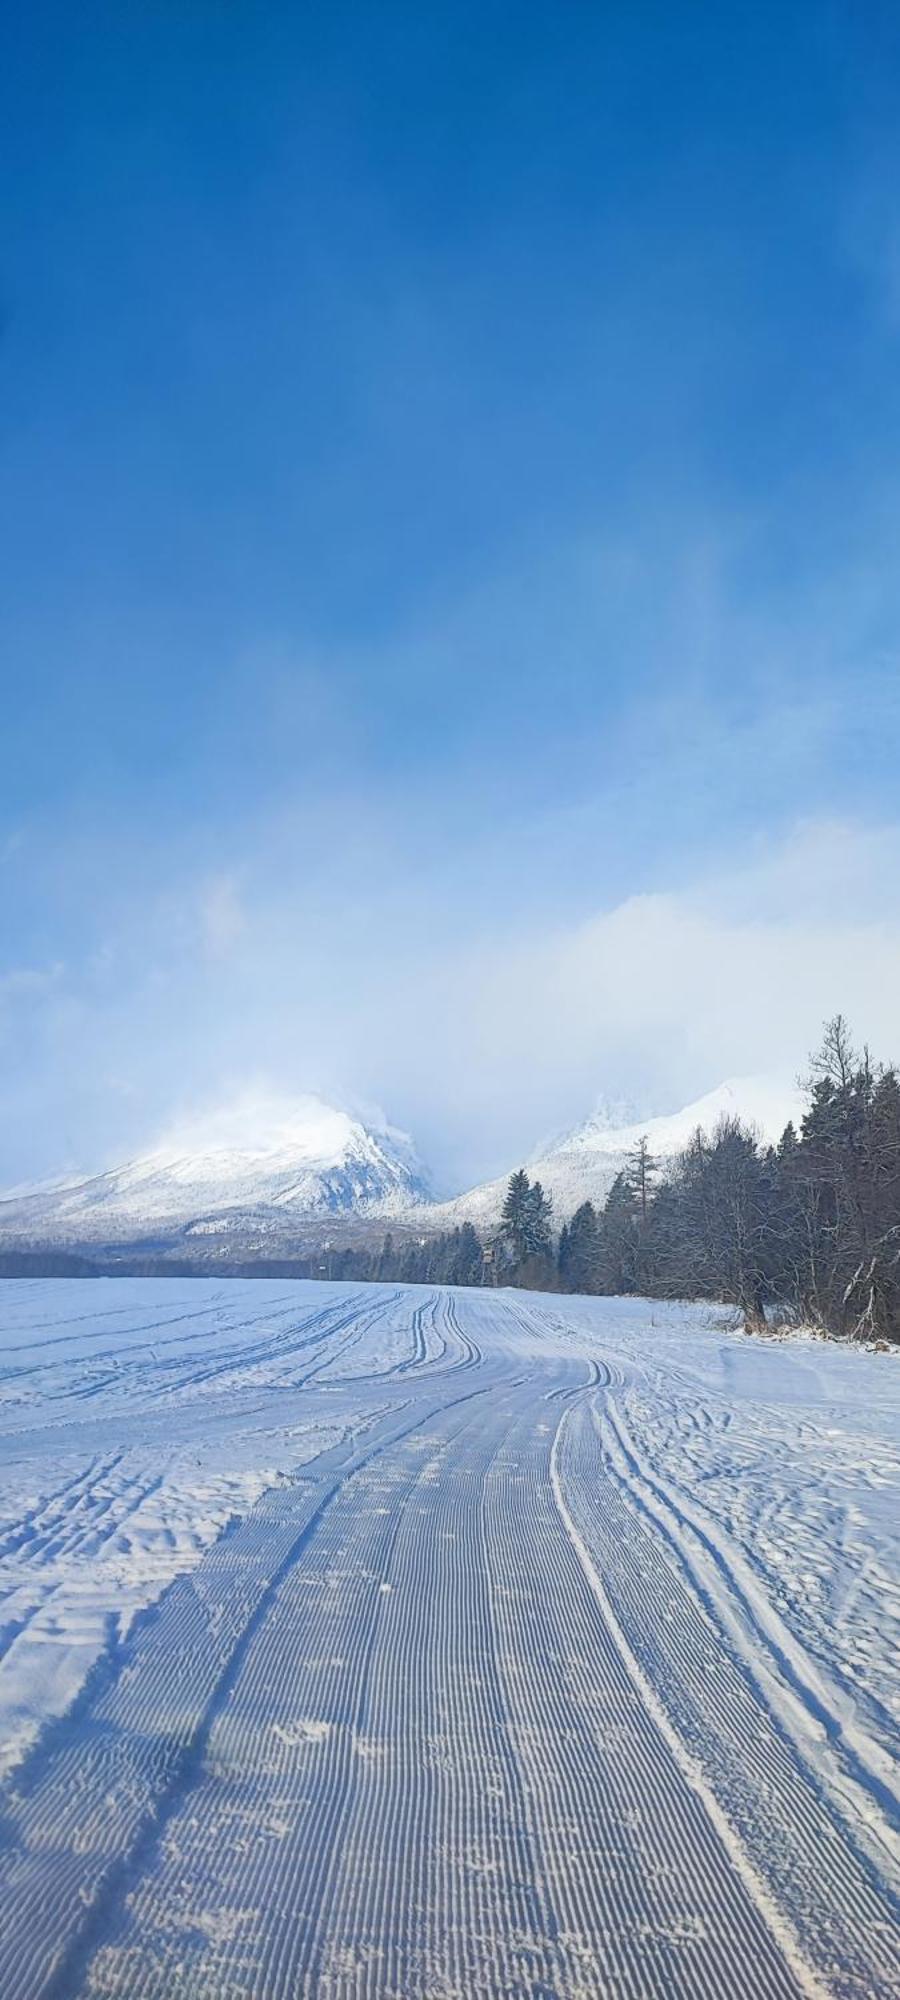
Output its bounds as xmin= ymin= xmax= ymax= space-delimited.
xmin=0 ymin=1280 xmax=896 ymax=1998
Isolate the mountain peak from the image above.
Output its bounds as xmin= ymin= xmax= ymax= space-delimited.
xmin=560 ymin=1072 xmax=804 ymax=1163
xmin=0 ymin=1073 xmax=807 ymax=1256
xmin=422 ymin=1071 xmax=806 ymax=1231
xmin=0 ymin=1089 xmax=431 ymax=1248
xmin=145 ymin=1090 xmax=400 ymax=1177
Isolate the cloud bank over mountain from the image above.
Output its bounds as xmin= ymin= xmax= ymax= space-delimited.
xmin=3 ymin=809 xmax=898 ymax=1196
xmin=0 ymin=1072 xmax=804 ymax=1259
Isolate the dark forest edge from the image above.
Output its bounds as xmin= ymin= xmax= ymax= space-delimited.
xmin=3 ymin=1021 xmax=899 ymax=1347
xmin=321 ymin=1018 xmax=900 ymax=1347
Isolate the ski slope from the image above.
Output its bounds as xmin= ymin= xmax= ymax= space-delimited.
xmin=0 ymin=1281 xmax=896 ymax=1998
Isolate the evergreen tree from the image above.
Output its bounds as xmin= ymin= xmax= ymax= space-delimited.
xmin=524 ymin=1179 xmax=553 ymax=1256
xmin=501 ymin=1169 xmax=532 ymax=1260
xmin=788 ymin=1019 xmax=900 ymax=1339
xmin=559 ymin=1201 xmax=600 ymax=1291
xmin=496 ymin=1168 xmax=555 ymax=1285
xmin=450 ymin=1222 xmax=484 ymax=1286
xmin=303 ymin=1019 xmax=900 ymax=1340
xmin=596 ymin=1173 xmax=639 ymax=1293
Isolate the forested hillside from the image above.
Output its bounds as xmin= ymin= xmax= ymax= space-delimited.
xmin=355 ymin=1020 xmax=900 ymax=1344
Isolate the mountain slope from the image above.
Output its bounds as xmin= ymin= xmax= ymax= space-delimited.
xmin=422 ymin=1074 xmax=805 ymax=1229
xmin=0 ymin=1074 xmax=806 ymax=1255
xmin=0 ymin=1093 xmax=431 ymax=1250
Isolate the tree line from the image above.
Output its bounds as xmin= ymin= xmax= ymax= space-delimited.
xmin=314 ymin=1223 xmax=486 ymax=1290
xmin=544 ymin=1018 xmax=900 ymax=1343
xmin=362 ymin=1019 xmax=900 ymax=1344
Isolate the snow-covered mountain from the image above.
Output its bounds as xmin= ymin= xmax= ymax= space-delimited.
xmin=0 ymin=1073 xmax=806 ymax=1258
xmin=422 ymin=1074 xmax=805 ymax=1230
xmin=0 ymin=1093 xmax=431 ymax=1250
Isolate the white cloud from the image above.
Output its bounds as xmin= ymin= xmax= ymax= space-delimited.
xmin=3 ymin=815 xmax=900 ymax=1195
xmin=362 ymin=817 xmax=900 ymax=1185
xmin=199 ymin=873 xmax=247 ymax=955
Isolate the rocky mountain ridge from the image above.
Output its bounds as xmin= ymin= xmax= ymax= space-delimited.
xmin=0 ymin=1075 xmax=804 ymax=1261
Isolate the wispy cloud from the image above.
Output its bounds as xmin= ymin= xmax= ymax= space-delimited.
xmin=0 ymin=961 xmax=63 ymax=1006
xmin=199 ymin=873 xmax=247 ymax=956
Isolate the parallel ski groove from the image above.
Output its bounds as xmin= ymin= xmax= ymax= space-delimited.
xmin=0 ymin=1281 xmax=894 ymax=1998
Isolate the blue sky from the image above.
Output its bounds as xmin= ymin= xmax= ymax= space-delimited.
xmin=2 ymin=1 xmax=900 ymax=1189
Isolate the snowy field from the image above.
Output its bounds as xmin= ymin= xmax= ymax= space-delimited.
xmin=0 ymin=1281 xmax=896 ymax=1998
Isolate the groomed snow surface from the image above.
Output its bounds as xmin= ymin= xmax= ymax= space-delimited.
xmin=0 ymin=1281 xmax=896 ymax=1998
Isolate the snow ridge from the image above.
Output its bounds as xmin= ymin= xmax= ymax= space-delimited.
xmin=0 ymin=1073 xmax=806 ymax=1249
xmin=0 ymin=1092 xmax=430 ymax=1244
xmin=423 ymin=1073 xmax=806 ymax=1228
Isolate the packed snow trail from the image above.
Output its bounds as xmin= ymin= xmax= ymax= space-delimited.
xmin=0 ymin=1282 xmax=896 ymax=1997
